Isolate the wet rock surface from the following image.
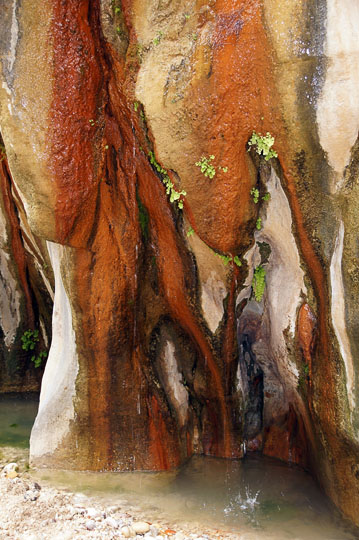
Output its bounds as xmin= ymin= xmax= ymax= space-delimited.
xmin=0 ymin=0 xmax=359 ymax=529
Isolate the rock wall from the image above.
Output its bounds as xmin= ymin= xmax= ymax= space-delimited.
xmin=0 ymin=0 xmax=358 ymax=527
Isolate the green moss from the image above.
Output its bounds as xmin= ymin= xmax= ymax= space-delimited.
xmin=136 ymin=192 xmax=149 ymax=241
xmin=252 ymin=265 xmax=266 ymax=302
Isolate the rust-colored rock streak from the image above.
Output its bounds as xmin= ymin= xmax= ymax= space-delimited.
xmin=50 ymin=1 xmax=103 ymax=245
xmin=298 ymin=303 xmax=317 ymax=387
xmin=0 ymin=157 xmax=34 ymax=327
xmin=47 ymin=0 xmax=352 ymax=497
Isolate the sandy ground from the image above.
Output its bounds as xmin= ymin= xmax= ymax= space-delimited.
xmin=0 ymin=448 xmax=251 ymax=540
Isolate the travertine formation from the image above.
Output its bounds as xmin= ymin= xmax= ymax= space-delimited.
xmin=0 ymin=0 xmax=358 ymax=527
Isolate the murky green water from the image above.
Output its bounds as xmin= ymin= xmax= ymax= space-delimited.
xmin=0 ymin=396 xmax=356 ymax=539
xmin=0 ymin=393 xmax=38 ymax=448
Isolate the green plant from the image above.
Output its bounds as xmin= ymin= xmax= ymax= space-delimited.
xmin=250 ymin=187 xmax=259 ymax=204
xmin=187 ymin=227 xmax=194 ymax=238
xmin=252 ymin=265 xmax=266 ymax=302
xmin=32 ymin=351 xmax=47 ymax=368
xmin=89 ymin=118 xmax=95 ymax=126
xmin=112 ymin=0 xmax=121 ymax=13
xmin=21 ymin=329 xmax=39 ymax=351
xmin=215 ymin=252 xmax=242 ymax=267
xmin=256 ymin=218 xmax=262 ymax=230
xmin=192 ymin=33 xmax=198 ymax=41
xmin=196 ymin=155 xmax=216 ymax=178
xmin=248 ymin=131 xmax=278 ymax=161
xmin=148 ymin=151 xmax=186 ymax=210
xmin=262 ymin=192 xmax=270 ymax=201
xmin=184 ymin=13 xmax=190 ymax=20
xmin=134 ymin=101 xmax=139 ymax=112
xmin=216 ymin=254 xmax=232 ymax=265
xmin=153 ymin=31 xmax=163 ymax=45
xmin=195 ymin=155 xmax=228 ymax=179
xmin=21 ymin=329 xmax=47 ymax=368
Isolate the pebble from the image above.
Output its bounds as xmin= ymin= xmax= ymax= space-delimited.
xmin=105 ymin=516 xmax=118 ymax=528
xmin=2 ymin=463 xmax=19 ymax=478
xmin=121 ymin=525 xmax=136 ymax=537
xmin=24 ymin=490 xmax=40 ymax=502
xmin=85 ymin=519 xmax=96 ymax=530
xmin=86 ymin=507 xmax=102 ymax=519
xmin=133 ymin=521 xmax=151 ymax=535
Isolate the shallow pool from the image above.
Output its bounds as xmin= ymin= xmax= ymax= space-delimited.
xmin=35 ymin=455 xmax=356 ymax=539
xmin=0 ymin=395 xmax=355 ymax=539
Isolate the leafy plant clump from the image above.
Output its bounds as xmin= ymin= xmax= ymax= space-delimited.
xmin=250 ymin=187 xmax=259 ymax=204
xmin=21 ymin=329 xmax=47 ymax=368
xmin=256 ymin=218 xmax=262 ymax=230
xmin=32 ymin=351 xmax=47 ymax=368
xmin=21 ymin=329 xmax=39 ymax=351
xmin=195 ymin=155 xmax=228 ymax=179
xmin=148 ymin=151 xmax=186 ymax=209
xmin=248 ymin=131 xmax=278 ymax=161
xmin=252 ymin=265 xmax=266 ymax=302
xmin=215 ymin=252 xmax=242 ymax=267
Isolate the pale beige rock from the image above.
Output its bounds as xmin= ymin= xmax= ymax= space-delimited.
xmin=0 ymin=0 xmax=56 ymax=239
xmin=132 ymin=521 xmax=150 ymax=534
xmin=120 ymin=525 xmax=136 ymax=538
xmin=330 ymin=221 xmax=355 ymax=414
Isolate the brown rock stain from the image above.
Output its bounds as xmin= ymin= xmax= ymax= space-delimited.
xmin=50 ymin=0 xmax=103 ymax=245
xmin=298 ymin=302 xmax=317 ymax=386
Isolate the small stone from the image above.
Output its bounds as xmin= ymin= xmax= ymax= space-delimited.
xmin=150 ymin=526 xmax=159 ymax=536
xmin=86 ymin=507 xmax=102 ymax=519
xmin=2 ymin=463 xmax=19 ymax=477
xmin=33 ymin=482 xmax=41 ymax=490
xmin=7 ymin=470 xmax=18 ymax=479
xmin=133 ymin=522 xmax=151 ymax=535
xmin=24 ymin=490 xmax=40 ymax=501
xmin=105 ymin=516 xmax=118 ymax=528
xmin=120 ymin=525 xmax=136 ymax=538
xmin=86 ymin=519 xmax=96 ymax=530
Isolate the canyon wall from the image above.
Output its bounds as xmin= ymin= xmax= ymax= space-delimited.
xmin=0 ymin=0 xmax=358 ymax=527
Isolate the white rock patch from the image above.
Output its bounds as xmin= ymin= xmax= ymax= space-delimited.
xmin=160 ymin=341 xmax=188 ymax=427
xmin=317 ymin=0 xmax=359 ymax=191
xmin=201 ymin=271 xmax=227 ymax=333
xmin=330 ymin=220 xmax=355 ymax=413
xmin=30 ymin=242 xmax=79 ymax=459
